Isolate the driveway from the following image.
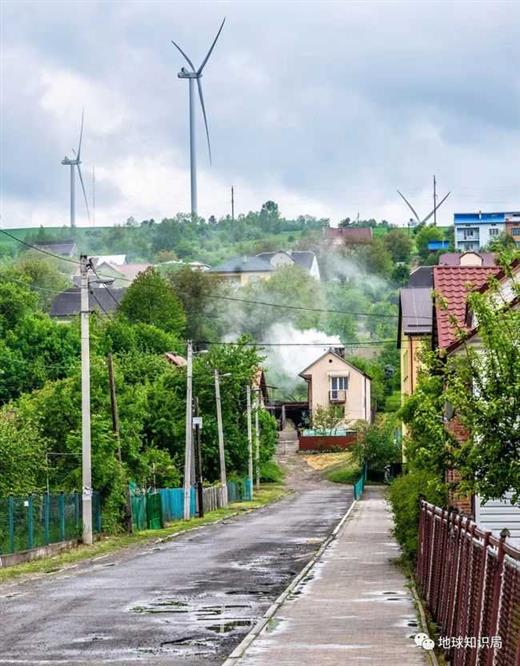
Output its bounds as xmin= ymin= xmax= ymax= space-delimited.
xmin=0 ymin=456 xmax=352 ymax=664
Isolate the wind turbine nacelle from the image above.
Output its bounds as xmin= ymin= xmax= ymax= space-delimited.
xmin=178 ymin=67 xmax=198 ymax=79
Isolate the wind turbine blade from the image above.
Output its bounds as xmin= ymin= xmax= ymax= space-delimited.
xmin=421 ymin=191 xmax=451 ymax=224
xmin=197 ymin=79 xmax=212 ymax=164
xmin=171 ymin=39 xmax=196 ymax=71
xmin=77 ymin=164 xmax=91 ymax=222
xmin=77 ymin=109 xmax=85 ymax=159
xmin=197 ymin=18 xmax=225 ymax=74
xmin=396 ymin=190 xmax=421 ymax=223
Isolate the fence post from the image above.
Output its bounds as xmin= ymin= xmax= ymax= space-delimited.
xmin=27 ymin=495 xmax=34 ymax=550
xmin=59 ymin=492 xmax=65 ymax=541
xmin=8 ymin=496 xmax=15 ymax=554
xmin=44 ymin=493 xmax=50 ymax=545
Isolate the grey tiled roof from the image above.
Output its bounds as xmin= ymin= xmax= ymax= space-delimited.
xmin=256 ymin=251 xmax=316 ymax=271
xmin=50 ymin=287 xmax=126 ymax=317
xmin=399 ymin=288 xmax=433 ymax=336
xmin=407 ymin=266 xmax=433 ymax=288
xmin=34 ymin=240 xmax=77 ymax=257
xmin=210 ymin=256 xmax=273 ymax=273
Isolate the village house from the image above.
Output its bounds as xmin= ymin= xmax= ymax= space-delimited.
xmin=299 ymin=349 xmax=372 ymax=424
xmin=397 ymin=251 xmax=498 ymax=426
xmin=50 ymin=286 xmax=126 ymax=321
xmin=34 ymin=239 xmax=77 ymax=257
xmin=210 ymin=250 xmax=320 ymax=285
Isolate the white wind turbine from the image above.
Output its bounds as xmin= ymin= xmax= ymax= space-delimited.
xmin=61 ymin=111 xmax=90 ymax=228
xmin=171 ymin=19 xmax=225 ymax=219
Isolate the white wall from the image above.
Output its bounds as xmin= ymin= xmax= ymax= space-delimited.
xmin=475 ymin=493 xmax=520 ymax=546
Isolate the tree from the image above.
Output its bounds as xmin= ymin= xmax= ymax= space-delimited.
xmin=444 ymin=267 xmax=520 ymax=502
xmin=118 ymin=268 xmax=186 ymax=336
xmin=311 ymin=405 xmax=345 ymax=434
xmin=383 ymin=228 xmax=413 ymax=264
xmin=415 ymin=224 xmax=443 ymax=262
xmin=353 ymin=414 xmax=401 ymax=475
xmin=355 ymin=237 xmax=393 ymax=278
xmin=167 ymin=266 xmax=225 ymax=341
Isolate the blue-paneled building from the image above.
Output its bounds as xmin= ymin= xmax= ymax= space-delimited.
xmin=454 ymin=211 xmax=520 ymax=251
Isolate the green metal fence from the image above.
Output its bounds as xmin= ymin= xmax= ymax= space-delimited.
xmin=353 ymin=465 xmax=368 ymax=501
xmin=131 ymin=478 xmax=253 ymax=533
xmin=0 ymin=492 xmax=102 ymax=556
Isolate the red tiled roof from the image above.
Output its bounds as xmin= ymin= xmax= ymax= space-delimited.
xmin=433 ymin=266 xmax=499 ymax=349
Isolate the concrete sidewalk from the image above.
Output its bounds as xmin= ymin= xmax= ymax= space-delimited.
xmin=230 ymin=486 xmax=427 ymax=665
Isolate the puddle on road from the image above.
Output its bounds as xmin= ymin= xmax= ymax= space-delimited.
xmin=206 ymin=619 xmax=255 ymax=634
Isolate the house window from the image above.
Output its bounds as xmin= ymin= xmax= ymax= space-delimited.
xmin=330 ymin=376 xmax=348 ymax=402
xmin=463 ymin=229 xmax=476 ymax=239
xmin=512 ymin=227 xmax=520 ymax=236
xmin=489 ymin=228 xmax=499 ymax=237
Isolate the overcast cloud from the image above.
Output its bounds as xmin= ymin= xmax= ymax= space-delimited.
xmin=1 ymin=0 xmax=519 ymax=228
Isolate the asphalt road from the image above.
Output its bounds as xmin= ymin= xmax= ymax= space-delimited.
xmin=0 ymin=460 xmax=352 ymax=665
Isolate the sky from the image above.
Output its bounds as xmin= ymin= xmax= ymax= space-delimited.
xmin=1 ymin=0 xmax=519 ymax=229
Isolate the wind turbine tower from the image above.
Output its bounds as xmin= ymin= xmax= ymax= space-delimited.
xmin=61 ymin=111 xmax=90 ymax=228
xmin=171 ymin=19 xmax=225 ymax=219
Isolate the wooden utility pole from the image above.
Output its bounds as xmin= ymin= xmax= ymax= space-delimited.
xmin=184 ymin=341 xmax=193 ymax=519
xmin=80 ymin=255 xmax=93 ymax=545
xmin=246 ymin=384 xmax=253 ymax=499
xmin=193 ymin=398 xmax=204 ymax=518
xmin=214 ymin=369 xmax=228 ymax=506
xmin=107 ymin=354 xmax=133 ymax=533
xmin=231 ymin=186 xmax=235 ymax=221
xmin=107 ymin=354 xmax=121 ymax=462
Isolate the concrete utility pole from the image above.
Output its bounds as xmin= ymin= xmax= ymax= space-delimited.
xmin=254 ymin=391 xmax=260 ymax=489
xmin=246 ymin=384 xmax=254 ymax=499
xmin=214 ymin=369 xmax=228 ymax=506
xmin=184 ymin=341 xmax=193 ymax=519
xmin=193 ymin=398 xmax=204 ymax=518
xmin=231 ymin=186 xmax=235 ymax=221
xmin=80 ymin=255 xmax=92 ymax=545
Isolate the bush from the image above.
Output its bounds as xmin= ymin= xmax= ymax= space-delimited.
xmin=353 ymin=415 xmax=401 ymax=475
xmin=260 ymin=460 xmax=284 ymax=483
xmin=326 ymin=464 xmax=362 ymax=485
xmin=388 ymin=470 xmax=446 ymax=561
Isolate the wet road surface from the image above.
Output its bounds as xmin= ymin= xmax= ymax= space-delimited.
xmin=0 ymin=462 xmax=351 ymax=665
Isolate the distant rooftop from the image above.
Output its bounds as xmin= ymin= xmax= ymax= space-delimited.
xmin=439 ymin=252 xmax=496 ymax=267
xmin=454 ymin=211 xmax=520 ymax=225
xmin=50 ymin=287 xmax=126 ymax=318
xmin=34 ymin=240 xmax=77 ymax=257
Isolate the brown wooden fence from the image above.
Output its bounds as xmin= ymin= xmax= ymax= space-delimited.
xmin=417 ymin=501 xmax=520 ymax=665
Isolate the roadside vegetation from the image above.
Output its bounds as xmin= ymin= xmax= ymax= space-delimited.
xmin=0 ymin=484 xmax=288 ymax=584
xmin=389 ymin=254 xmax=519 ymax=561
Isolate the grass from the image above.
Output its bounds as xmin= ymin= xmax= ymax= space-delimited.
xmin=0 ymin=484 xmax=288 ymax=585
xmin=303 ymin=450 xmax=361 ymax=485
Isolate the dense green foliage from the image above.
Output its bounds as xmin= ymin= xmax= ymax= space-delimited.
xmin=444 ymin=265 xmax=520 ymax=502
xmin=352 ymin=414 xmax=401 ymax=475
xmin=388 ymin=470 xmax=447 ymax=560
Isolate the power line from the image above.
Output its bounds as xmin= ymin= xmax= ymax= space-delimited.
xmin=1 ymin=228 xmax=434 ymax=321
xmin=0 ymin=229 xmax=80 ymax=265
xmin=194 ymin=339 xmax=395 ymax=347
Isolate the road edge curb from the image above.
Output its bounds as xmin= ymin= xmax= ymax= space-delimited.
xmin=222 ymin=495 xmax=358 ymax=665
